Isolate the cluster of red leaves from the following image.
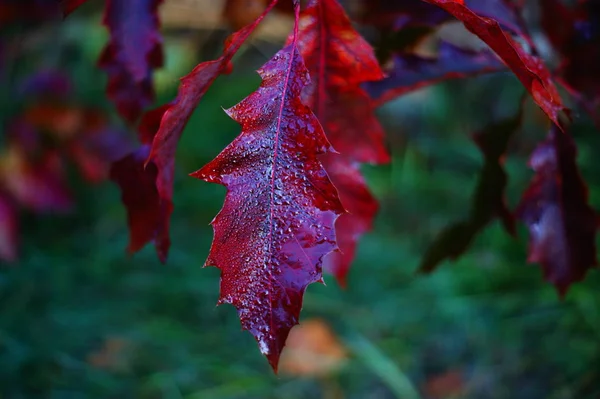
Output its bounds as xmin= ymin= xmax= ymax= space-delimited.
xmin=0 ymin=71 xmax=130 ymax=262
xmin=53 ymin=0 xmax=600 ymax=370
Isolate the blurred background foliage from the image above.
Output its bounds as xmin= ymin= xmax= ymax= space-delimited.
xmin=1 ymin=1 xmax=599 ymax=398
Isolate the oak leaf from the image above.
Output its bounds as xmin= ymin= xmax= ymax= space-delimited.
xmin=191 ymin=30 xmax=345 ymax=370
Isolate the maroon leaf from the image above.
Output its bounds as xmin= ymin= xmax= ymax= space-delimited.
xmin=110 ymin=145 xmax=171 ymax=263
xmin=0 ymin=193 xmax=18 ymax=263
xmin=110 ymin=106 xmax=171 ymax=262
xmin=517 ymin=125 xmax=597 ymax=296
xmin=98 ymin=0 xmax=164 ymax=123
xmin=191 ymin=7 xmax=345 ymax=370
xmin=143 ymin=0 xmax=278 ymax=204
xmin=420 ymin=111 xmax=521 ymax=272
xmin=367 ymin=42 xmax=505 ymax=107
xmin=294 ymin=0 xmax=388 ymax=284
xmin=423 ymin=0 xmax=568 ymax=128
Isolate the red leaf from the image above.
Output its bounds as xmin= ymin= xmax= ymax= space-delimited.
xmin=143 ymin=0 xmax=278 ymax=204
xmin=110 ymin=106 xmax=171 ymax=262
xmin=317 ymin=87 xmax=388 ymax=164
xmin=191 ymin=10 xmax=345 ymax=370
xmin=110 ymin=146 xmax=171 ymax=263
xmin=517 ymin=125 xmax=597 ymax=296
xmin=367 ymin=42 xmax=505 ymax=107
xmin=60 ymin=0 xmax=88 ymax=16
xmin=423 ymin=0 xmax=568 ymax=128
xmin=294 ymin=0 xmax=388 ymax=283
xmin=0 ymin=193 xmax=18 ymax=263
xmin=99 ymin=0 xmax=164 ymax=123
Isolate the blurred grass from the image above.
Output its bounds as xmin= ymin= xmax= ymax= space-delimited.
xmin=1 ymin=6 xmax=600 ymax=399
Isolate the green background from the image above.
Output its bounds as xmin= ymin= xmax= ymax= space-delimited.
xmin=1 ymin=4 xmax=599 ymax=398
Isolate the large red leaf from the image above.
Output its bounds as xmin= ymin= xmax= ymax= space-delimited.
xmin=294 ymin=0 xmax=388 ymax=284
xmin=517 ymin=125 xmax=597 ymax=296
xmin=143 ymin=0 xmax=278 ymax=204
xmin=110 ymin=107 xmax=171 ymax=262
xmin=98 ymin=0 xmax=164 ymax=123
xmin=191 ymin=10 xmax=345 ymax=370
xmin=423 ymin=0 xmax=568 ymax=128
